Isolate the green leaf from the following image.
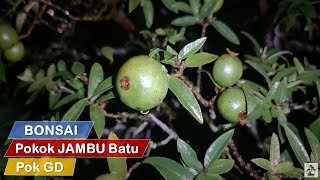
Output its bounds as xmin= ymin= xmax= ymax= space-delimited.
xmin=71 ymin=62 xmax=85 ymax=75
xmin=129 ymin=0 xmax=140 ymax=13
xmin=92 ymin=76 xmax=113 ymax=98
xmin=178 ymin=37 xmax=206 ymax=60
xmin=246 ymin=103 xmax=264 ymax=123
xmin=251 ymin=158 xmax=271 ymax=170
xmin=283 ymin=168 xmax=304 ymax=178
xmin=169 ymin=76 xmax=203 ymax=124
xmin=268 ymin=174 xmax=281 ymax=180
xmin=264 ymin=50 xmax=291 ymax=63
xmin=61 ymin=98 xmax=88 ymax=121
xmin=53 ymin=93 xmax=79 ymax=109
xmin=207 ymin=159 xmax=234 ymax=174
xmin=242 ymin=86 xmax=264 ymax=115
xmin=240 ymin=31 xmax=261 ymax=55
xmin=305 ymin=128 xmax=320 ymax=161
xmin=47 ymin=64 xmax=56 ymax=77
xmin=90 ymin=106 xmax=105 ymax=138
xmin=270 ymin=133 xmax=281 ymax=168
xmin=101 ymin=46 xmax=114 ymax=63
xmin=266 ymin=81 xmax=280 ymax=103
xmin=107 ymin=132 xmax=127 ymax=179
xmin=184 ymin=52 xmax=218 ymax=67
xmin=0 ymin=158 xmax=8 ymax=171
xmin=143 ymin=0 xmax=154 ymax=28
xmin=262 ymin=108 xmax=272 ymax=123
xmin=67 ymin=79 xmax=84 ymax=90
xmin=177 ymin=138 xmax=203 ymax=171
xmin=284 ymin=126 xmax=310 ymax=167
xmin=88 ymin=63 xmax=104 ymax=98
xmin=212 ymin=20 xmax=240 ymax=45
xmin=17 ymin=68 xmax=34 ymax=82
xmin=199 ymin=0 xmax=218 ymax=19
xmin=275 ymin=109 xmax=287 ymax=126
xmin=196 ymin=173 xmax=223 ymax=180
xmin=166 ymin=45 xmax=178 ymax=55
xmin=274 ymin=77 xmax=289 ymax=104
xmin=272 ymin=67 xmax=296 ymax=83
xmin=274 ymin=161 xmax=295 ymax=174
xmin=298 ymin=70 xmax=320 ymax=81
xmin=210 ymin=0 xmax=224 ymax=14
xmin=293 ymin=57 xmax=304 ymax=74
xmin=161 ymin=0 xmax=178 ymax=13
xmin=240 ymin=79 xmax=268 ymax=96
xmin=57 ymin=60 xmax=66 ymax=72
xmin=27 ymin=77 xmax=46 ymax=93
xmin=171 ymin=2 xmax=192 ymax=14
xmin=310 ymin=116 xmax=320 ymax=140
xmin=49 ymin=92 xmax=62 ymax=109
xmin=96 ymin=91 xmax=115 ymax=104
xmin=246 ymin=60 xmax=271 ymax=87
xmin=25 ymin=88 xmax=42 ymax=104
xmin=189 ymin=0 xmax=200 ymax=15
xmin=143 ymin=157 xmax=194 ymax=180
xmin=204 ymin=129 xmax=234 ymax=168
xmin=171 ymin=16 xmax=197 ymax=26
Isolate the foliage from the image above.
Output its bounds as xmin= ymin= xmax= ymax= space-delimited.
xmin=0 ymin=0 xmax=320 ymax=180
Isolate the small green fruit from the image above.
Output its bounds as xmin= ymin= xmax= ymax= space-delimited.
xmin=212 ymin=54 xmax=243 ymax=87
xmin=4 ymin=41 xmax=25 ymax=63
xmin=0 ymin=24 xmax=19 ymax=49
xmin=217 ymin=87 xmax=246 ymax=123
xmin=116 ymin=55 xmax=169 ymax=111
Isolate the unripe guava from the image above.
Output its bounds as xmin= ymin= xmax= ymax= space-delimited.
xmin=0 ymin=24 xmax=19 ymax=49
xmin=4 ymin=41 xmax=25 ymax=63
xmin=116 ymin=55 xmax=169 ymax=111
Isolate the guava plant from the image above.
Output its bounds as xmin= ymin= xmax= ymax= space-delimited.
xmin=0 ymin=0 xmax=320 ymax=180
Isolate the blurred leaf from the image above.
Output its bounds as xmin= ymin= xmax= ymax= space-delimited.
xmin=240 ymin=79 xmax=268 ymax=96
xmin=88 ymin=63 xmax=104 ymax=98
xmin=196 ymin=173 xmax=223 ymax=180
xmin=284 ymin=126 xmax=310 ymax=167
xmin=108 ymin=132 xmax=127 ymax=179
xmin=16 ymin=12 xmax=27 ymax=33
xmin=161 ymin=0 xmax=178 ymax=13
xmin=177 ymin=138 xmax=203 ymax=171
xmin=242 ymin=86 xmax=264 ymax=115
xmin=47 ymin=64 xmax=56 ymax=77
xmin=210 ymin=0 xmax=224 ymax=14
xmin=309 ymin=116 xmax=320 ymax=140
xmin=61 ymin=98 xmax=88 ymax=121
xmin=0 ymin=158 xmax=8 ymax=171
xmin=272 ymin=67 xmax=296 ymax=83
xmin=36 ymin=69 xmax=45 ymax=80
xmin=268 ymin=174 xmax=281 ymax=180
xmin=166 ymin=45 xmax=178 ymax=55
xmin=283 ymin=168 xmax=304 ymax=178
xmin=90 ymin=106 xmax=105 ymax=138
xmin=298 ymin=70 xmax=320 ymax=81
xmin=246 ymin=103 xmax=264 ymax=123
xmin=178 ymin=37 xmax=206 ymax=60
xmin=27 ymin=77 xmax=46 ymax=93
xmin=251 ymin=158 xmax=271 ymax=170
xmin=266 ymin=81 xmax=280 ymax=103
xmin=67 ymin=79 xmax=83 ymax=90
xmin=71 ymin=62 xmax=85 ymax=75
xmin=262 ymin=108 xmax=272 ymax=123
xmin=143 ymin=0 xmax=154 ymax=28
xmin=184 ymin=52 xmax=218 ymax=67
xmin=212 ymin=20 xmax=240 ymax=45
xmin=270 ymin=133 xmax=280 ymax=168
xmin=293 ymin=57 xmax=304 ymax=74
xmin=96 ymin=91 xmax=115 ymax=104
xmin=17 ymin=68 xmax=34 ymax=82
xmin=143 ymin=157 xmax=194 ymax=180
xmin=49 ymin=92 xmax=62 ymax=109
xmin=25 ymin=88 xmax=42 ymax=105
xmin=189 ymin=0 xmax=200 ymax=15
xmin=264 ymin=50 xmax=291 ymax=63
xmin=274 ymin=77 xmax=288 ymax=104
xmin=171 ymin=16 xmax=197 ymax=26
xmin=92 ymin=76 xmax=113 ymax=98
xmin=171 ymin=2 xmax=192 ymax=14
xmin=207 ymin=159 xmax=234 ymax=174
xmin=129 ymin=0 xmax=140 ymax=13
xmin=274 ymin=161 xmax=295 ymax=174
xmin=96 ymin=173 xmax=121 ymax=180
xmin=199 ymin=0 xmax=218 ymax=19
xmin=241 ymin=31 xmax=261 ymax=55
xmin=246 ymin=60 xmax=271 ymax=87
xmin=53 ymin=93 xmax=78 ymax=109
xmin=169 ymin=76 xmax=203 ymax=124
xmin=204 ymin=129 xmax=234 ymax=168
xmin=101 ymin=46 xmax=114 ymax=63
xmin=57 ymin=60 xmax=67 ymax=72
xmin=305 ymin=128 xmax=320 ymax=161
xmin=281 ymin=149 xmax=293 ymax=162
xmin=275 ymin=109 xmax=287 ymax=126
